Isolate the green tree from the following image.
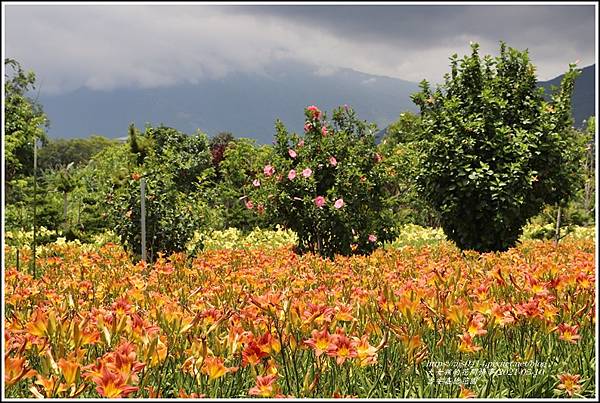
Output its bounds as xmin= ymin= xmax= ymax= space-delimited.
xmin=412 ymin=42 xmax=584 ymax=252
xmin=108 ymin=125 xmax=215 ymax=260
xmin=4 ymin=58 xmax=48 ymax=201
xmin=37 ymin=136 xmax=117 ymax=171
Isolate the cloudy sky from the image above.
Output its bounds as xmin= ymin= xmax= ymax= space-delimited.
xmin=4 ymin=3 xmax=597 ymax=94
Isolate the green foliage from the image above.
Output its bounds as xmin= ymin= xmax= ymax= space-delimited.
xmin=186 ymin=225 xmax=298 ymax=255
xmin=385 ymin=224 xmax=447 ymax=249
xmin=208 ymin=138 xmax=274 ymax=231
xmin=249 ymin=105 xmax=397 ymax=258
xmin=412 ymin=42 xmax=585 ymax=252
xmin=4 ymin=58 xmax=48 ymax=203
xmin=520 ymin=222 xmax=595 ymax=241
xmin=4 ymin=174 xmax=62 ymax=233
xmin=379 ymin=112 xmax=440 ymax=227
xmin=107 ymin=125 xmax=215 ymax=260
xmin=37 ymin=136 xmax=117 ymax=171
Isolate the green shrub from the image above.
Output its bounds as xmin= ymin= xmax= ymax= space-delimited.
xmin=107 ymin=125 xmax=216 ymax=260
xmin=385 ymin=224 xmax=447 ymax=249
xmin=412 ymin=42 xmax=585 ymax=252
xmin=186 ymin=226 xmax=298 ymax=254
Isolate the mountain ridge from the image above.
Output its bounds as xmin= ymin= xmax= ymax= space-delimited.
xmin=39 ymin=63 xmax=595 ymax=144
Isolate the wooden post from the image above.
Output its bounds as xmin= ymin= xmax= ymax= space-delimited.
xmin=555 ymin=205 xmax=562 ymax=245
xmin=141 ymin=178 xmax=147 ymax=262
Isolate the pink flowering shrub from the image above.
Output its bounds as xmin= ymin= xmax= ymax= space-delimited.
xmin=249 ymin=105 xmax=397 ymax=257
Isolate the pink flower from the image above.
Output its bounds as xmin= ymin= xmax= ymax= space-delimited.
xmin=288 ymin=170 xmax=296 ymax=180
xmin=374 ymin=153 xmax=382 ymax=163
xmin=246 ymin=200 xmax=254 ymax=209
xmin=314 ymin=196 xmax=326 ymax=208
xmin=288 ymin=149 xmax=297 ymax=159
xmin=252 ymin=179 xmax=261 ymax=187
xmin=334 ymin=198 xmax=344 ymax=209
xmin=306 ymin=105 xmax=322 ymax=120
xmin=302 ymin=168 xmax=312 ymax=178
xmin=368 ymin=234 xmax=377 ymax=243
xmin=298 ymin=139 xmax=305 ymax=147
xmin=264 ymin=165 xmax=275 ymax=177
xmin=321 ymin=126 xmax=328 ymax=137
xmin=329 ymin=156 xmax=337 ymax=167
xmin=304 ymin=123 xmax=312 ymax=132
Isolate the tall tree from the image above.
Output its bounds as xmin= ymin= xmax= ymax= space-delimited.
xmin=4 ymin=58 xmax=48 ymax=184
xmin=412 ymin=43 xmax=584 ymax=252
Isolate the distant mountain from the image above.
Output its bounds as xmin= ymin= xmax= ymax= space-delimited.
xmin=40 ymin=61 xmax=420 ymax=144
xmin=39 ymin=62 xmax=594 ymax=144
xmin=538 ymin=64 xmax=595 ymax=128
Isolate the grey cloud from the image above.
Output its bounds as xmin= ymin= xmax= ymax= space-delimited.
xmin=4 ymin=4 xmax=596 ymax=94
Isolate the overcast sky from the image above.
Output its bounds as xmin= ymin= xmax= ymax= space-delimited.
xmin=4 ymin=3 xmax=597 ymax=94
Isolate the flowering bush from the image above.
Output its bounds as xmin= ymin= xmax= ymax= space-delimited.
xmin=247 ymin=105 xmax=397 ymax=257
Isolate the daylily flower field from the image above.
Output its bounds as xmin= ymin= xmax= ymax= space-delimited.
xmin=3 ymin=238 xmax=596 ymax=398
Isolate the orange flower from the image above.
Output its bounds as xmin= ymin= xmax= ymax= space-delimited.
xmin=458 ymin=332 xmax=482 ymax=353
xmin=353 ymin=335 xmax=378 ymax=367
xmin=58 ymin=358 xmax=80 ymax=387
xmin=467 ymin=314 xmax=488 ymax=337
xmin=242 ymin=341 xmax=268 ymax=366
xmin=89 ymin=365 xmax=138 ymax=398
xmin=556 ymin=323 xmax=581 ymax=344
xmin=459 ymin=385 xmax=477 ymax=398
xmin=327 ymin=329 xmax=357 ymax=365
xmin=557 ymin=373 xmax=582 ymax=397
xmin=491 ymin=304 xmax=515 ymax=327
xmin=5 ymin=355 xmax=37 ymax=386
xmin=27 ymin=308 xmax=48 ymax=338
xmin=304 ymin=328 xmax=334 ymax=357
xmin=201 ymin=356 xmax=237 ymax=381
xmin=249 ymin=374 xmax=278 ymax=397
xmin=400 ymin=334 xmax=423 ymax=354
xmin=335 ymin=304 xmax=354 ymax=322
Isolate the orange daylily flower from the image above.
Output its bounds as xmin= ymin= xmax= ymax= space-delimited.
xmin=466 ymin=314 xmax=488 ymax=337
xmin=459 ymin=385 xmax=477 ymax=398
xmin=327 ymin=329 xmax=358 ymax=365
xmin=353 ymin=335 xmax=378 ymax=367
xmin=5 ymin=355 xmax=37 ymax=386
xmin=27 ymin=309 xmax=48 ymax=338
xmin=556 ymin=323 xmax=581 ymax=344
xmin=201 ymin=356 xmax=237 ymax=381
xmin=90 ymin=365 xmax=138 ymax=398
xmin=458 ymin=332 xmax=482 ymax=353
xmin=557 ymin=373 xmax=582 ymax=397
xmin=248 ymin=374 xmax=278 ymax=397
xmin=58 ymin=358 xmax=80 ymax=387
xmin=304 ymin=328 xmax=334 ymax=357
xmin=242 ymin=341 xmax=268 ymax=366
